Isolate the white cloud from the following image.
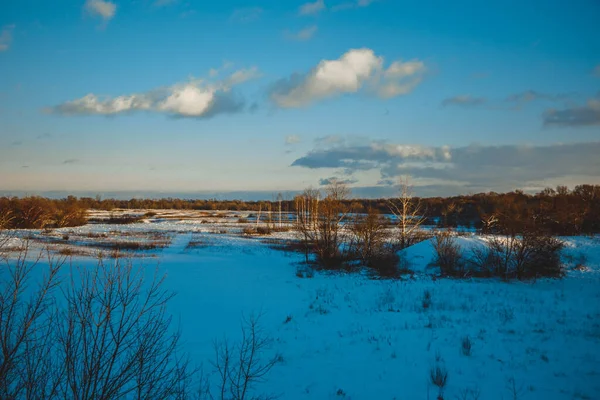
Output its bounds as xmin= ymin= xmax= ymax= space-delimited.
xmin=0 ymin=24 xmax=15 ymax=52
xmin=48 ymin=66 xmax=260 ymax=119
xmin=269 ymin=48 xmax=426 ymax=108
xmin=85 ymin=0 xmax=117 ymax=21
xmin=299 ymin=0 xmax=326 ymax=16
xmin=285 ymin=25 xmax=318 ymax=41
xmin=285 ymin=135 xmax=302 ymax=145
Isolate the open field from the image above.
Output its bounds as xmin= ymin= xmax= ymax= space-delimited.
xmin=2 ymin=209 xmax=600 ymax=399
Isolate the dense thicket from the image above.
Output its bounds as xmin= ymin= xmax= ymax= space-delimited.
xmin=0 ymin=196 xmax=87 ymax=229
xmin=1 ymin=184 xmax=599 ymax=234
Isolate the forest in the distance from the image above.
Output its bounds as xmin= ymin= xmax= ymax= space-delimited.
xmin=1 ymin=184 xmax=599 ymax=235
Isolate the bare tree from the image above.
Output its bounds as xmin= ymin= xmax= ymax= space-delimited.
xmin=57 ymin=256 xmax=193 ymax=399
xmin=0 ymin=242 xmax=65 ymax=399
xmin=294 ymin=180 xmax=351 ymax=268
xmin=276 ymin=193 xmax=283 ymax=229
xmin=294 ymin=188 xmax=321 ymax=264
xmin=388 ymin=177 xmax=426 ymax=249
xmin=350 ymin=209 xmax=388 ymax=266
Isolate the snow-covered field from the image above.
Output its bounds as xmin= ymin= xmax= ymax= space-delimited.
xmin=2 ymin=210 xmax=599 ymax=399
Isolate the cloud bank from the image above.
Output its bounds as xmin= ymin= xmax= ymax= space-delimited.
xmin=269 ymin=48 xmax=426 ymax=108
xmin=292 ymin=138 xmax=600 ymax=190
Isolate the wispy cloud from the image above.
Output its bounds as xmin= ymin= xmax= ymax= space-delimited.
xmin=63 ymin=159 xmax=80 ymax=165
xmin=0 ymin=24 xmax=15 ymax=52
xmin=506 ymin=90 xmax=571 ymax=104
xmin=47 ymin=66 xmax=261 ymax=119
xmin=85 ymin=0 xmax=117 ymax=22
xmin=293 ymin=138 xmax=600 ymax=190
xmin=593 ymin=64 xmax=600 ymax=77
xmin=441 ymin=95 xmax=486 ymax=107
xmin=285 ymin=135 xmax=302 ymax=145
xmin=543 ymin=94 xmax=600 ymax=127
xmin=285 ymin=25 xmax=318 ymax=41
xmin=319 ymin=176 xmax=358 ymax=186
xmin=269 ymin=48 xmax=426 ymax=108
xmin=230 ymin=7 xmax=263 ymax=23
xmin=299 ymin=0 xmax=326 ymax=16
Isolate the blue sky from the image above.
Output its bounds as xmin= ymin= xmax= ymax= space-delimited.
xmin=0 ymin=0 xmax=599 ymax=198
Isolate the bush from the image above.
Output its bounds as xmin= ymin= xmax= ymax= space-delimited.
xmin=431 ymin=231 xmax=464 ymax=276
xmin=369 ymin=251 xmax=403 ymax=279
xmin=476 ymin=232 xmax=564 ymax=280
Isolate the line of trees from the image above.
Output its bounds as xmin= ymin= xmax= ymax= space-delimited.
xmin=2 ymin=184 xmax=599 ymax=234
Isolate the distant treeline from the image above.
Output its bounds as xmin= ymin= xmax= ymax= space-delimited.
xmin=1 ymin=184 xmax=599 ymax=234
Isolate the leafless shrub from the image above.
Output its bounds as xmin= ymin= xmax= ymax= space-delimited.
xmin=209 ymin=315 xmax=281 ymax=400
xmin=294 ymin=181 xmax=350 ymax=269
xmin=430 ymin=363 xmax=449 ymax=400
xmin=461 ymin=336 xmax=472 ymax=356
xmin=431 ymin=230 xmax=465 ymax=276
xmin=350 ymin=209 xmax=387 ymax=265
xmin=506 ymin=376 xmax=525 ymax=400
xmin=483 ymin=233 xmax=564 ymax=280
xmin=57 ymin=258 xmax=194 ymax=399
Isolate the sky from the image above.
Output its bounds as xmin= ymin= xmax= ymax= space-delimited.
xmin=0 ymin=0 xmax=599 ymax=199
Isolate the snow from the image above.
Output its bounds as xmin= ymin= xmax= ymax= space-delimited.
xmin=2 ymin=214 xmax=600 ymax=399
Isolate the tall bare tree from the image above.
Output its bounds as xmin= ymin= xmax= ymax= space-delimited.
xmin=388 ymin=177 xmax=426 ymax=249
